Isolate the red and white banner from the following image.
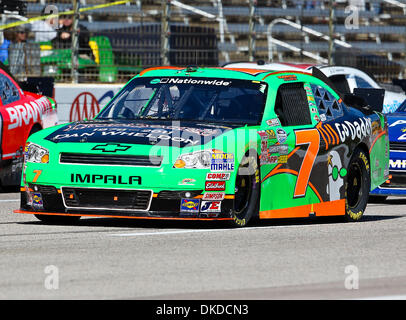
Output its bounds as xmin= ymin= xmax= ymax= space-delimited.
xmin=54 ymin=84 xmax=124 ymax=123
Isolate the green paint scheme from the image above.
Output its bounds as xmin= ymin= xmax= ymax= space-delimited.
xmin=20 ymin=67 xmax=389 ymax=219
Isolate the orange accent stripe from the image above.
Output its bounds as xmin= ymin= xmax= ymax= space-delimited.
xmin=222 ymin=67 xmax=269 ymax=76
xmin=259 ymin=199 xmax=345 ymax=219
xmin=324 ymin=124 xmax=335 ymax=145
xmin=316 ymin=123 xmax=329 ymax=150
xmin=319 ymin=125 xmax=331 ymax=145
xmin=326 ymin=124 xmax=339 ymax=144
xmin=13 ymin=210 xmax=233 ymax=221
xmin=139 ymin=66 xmax=183 ymax=76
xmin=261 ymin=70 xmax=312 ymax=81
xmin=369 ymin=130 xmax=387 ymax=153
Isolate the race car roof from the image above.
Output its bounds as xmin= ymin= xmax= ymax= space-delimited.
xmin=137 ymin=65 xmax=312 ymax=81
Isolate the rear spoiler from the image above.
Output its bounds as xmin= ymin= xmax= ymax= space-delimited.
xmin=392 ymin=79 xmax=406 ymax=93
xmin=19 ymin=77 xmax=55 ymax=98
xmin=352 ymin=88 xmax=385 ymax=113
xmin=311 ymin=67 xmax=384 ymax=114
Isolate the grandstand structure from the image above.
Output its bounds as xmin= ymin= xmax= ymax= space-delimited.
xmin=1 ymin=0 xmax=406 ymax=83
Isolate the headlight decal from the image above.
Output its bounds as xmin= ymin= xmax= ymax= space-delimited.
xmin=24 ymin=142 xmax=50 ymax=164
xmin=173 ymin=150 xmax=235 ymax=171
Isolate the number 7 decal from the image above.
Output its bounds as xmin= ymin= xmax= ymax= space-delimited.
xmin=294 ymin=129 xmax=320 ymax=198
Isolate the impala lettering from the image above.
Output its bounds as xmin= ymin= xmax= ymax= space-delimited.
xmin=70 ymin=174 xmax=141 ymax=185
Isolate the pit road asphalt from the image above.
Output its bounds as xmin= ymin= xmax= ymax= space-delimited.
xmin=0 ymin=191 xmax=405 ymax=300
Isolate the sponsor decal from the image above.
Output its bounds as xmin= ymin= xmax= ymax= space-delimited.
xmin=6 ymin=97 xmax=50 ymax=130
xmin=277 ymin=155 xmax=288 ymax=164
xmin=70 ymin=92 xmax=100 ymax=122
xmin=268 ymin=144 xmax=289 ymax=155
xmin=179 ymin=178 xmax=196 ymax=185
xmin=334 ymin=117 xmax=372 ymax=143
xmin=260 ymin=155 xmax=278 ymax=165
xmin=200 ymin=201 xmax=222 ymax=215
xmin=389 ymin=120 xmax=406 ymax=127
xmin=276 ymin=128 xmax=287 ymax=143
xmin=205 ymin=181 xmax=226 ymax=191
xmin=91 ymin=143 xmax=131 ymax=152
xmin=46 ymin=121 xmax=230 ymax=147
xmin=265 ymin=118 xmax=280 ymax=127
xmin=277 ymin=75 xmax=297 ymax=81
xmin=32 ymin=193 xmax=44 ymax=210
xmin=202 ymin=192 xmax=225 ymax=201
xmin=180 ymin=198 xmax=200 ymax=213
xmin=206 ymin=173 xmax=230 ymax=181
xmin=70 ymin=173 xmax=141 ymax=185
xmin=390 ymin=159 xmax=406 ymax=169
xmin=265 ymin=130 xmax=276 ymax=140
xmin=152 ymin=78 xmax=231 ymax=86
xmin=210 ymin=151 xmax=234 ymax=172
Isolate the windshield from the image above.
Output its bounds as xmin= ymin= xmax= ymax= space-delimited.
xmin=97 ymin=77 xmax=268 ymax=125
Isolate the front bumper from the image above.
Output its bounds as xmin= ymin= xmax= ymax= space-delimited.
xmin=16 ymin=184 xmax=235 ymax=220
xmin=370 ymin=171 xmax=406 ymax=196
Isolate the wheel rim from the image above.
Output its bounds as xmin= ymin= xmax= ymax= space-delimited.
xmin=347 ymin=161 xmax=363 ymax=209
xmin=234 ymin=173 xmax=253 ymax=214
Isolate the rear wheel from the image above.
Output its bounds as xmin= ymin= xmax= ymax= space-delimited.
xmin=34 ymin=214 xmax=81 ymax=225
xmin=228 ymin=153 xmax=260 ymax=227
xmin=345 ymin=148 xmax=371 ymax=222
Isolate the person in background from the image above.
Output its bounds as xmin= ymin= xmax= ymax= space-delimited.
xmin=51 ymin=9 xmax=93 ymax=60
xmin=30 ymin=6 xmax=58 ymax=43
xmin=8 ymin=24 xmax=40 ymax=81
xmin=0 ymin=37 xmax=10 ymax=63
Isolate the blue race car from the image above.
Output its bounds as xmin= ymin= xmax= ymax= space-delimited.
xmin=370 ymin=99 xmax=406 ymax=200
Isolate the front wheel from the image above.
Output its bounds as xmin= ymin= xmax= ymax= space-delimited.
xmin=227 ymin=154 xmax=260 ymax=227
xmin=344 ymin=148 xmax=371 ymax=222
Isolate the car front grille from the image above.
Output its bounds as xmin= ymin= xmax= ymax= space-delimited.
xmin=383 ymin=172 xmax=406 ymax=189
xmin=59 ymin=153 xmax=162 ymax=167
xmin=62 ymin=187 xmax=152 ymax=210
xmin=389 ymin=142 xmax=406 ymax=152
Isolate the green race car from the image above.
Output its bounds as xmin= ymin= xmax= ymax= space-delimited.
xmin=15 ymin=66 xmax=389 ymax=227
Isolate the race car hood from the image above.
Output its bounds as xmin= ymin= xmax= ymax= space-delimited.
xmin=387 ymin=113 xmax=406 ymax=142
xmin=44 ymin=120 xmax=238 ymax=148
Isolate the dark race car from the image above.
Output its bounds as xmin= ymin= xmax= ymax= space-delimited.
xmin=370 ymin=100 xmax=406 ymax=199
xmin=0 ymin=67 xmax=57 ymax=188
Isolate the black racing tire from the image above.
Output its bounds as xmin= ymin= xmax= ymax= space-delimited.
xmin=29 ymin=124 xmax=42 ymax=137
xmin=344 ymin=148 xmax=371 ymax=222
xmin=227 ymin=153 xmax=260 ymax=227
xmin=34 ymin=214 xmax=81 ymax=225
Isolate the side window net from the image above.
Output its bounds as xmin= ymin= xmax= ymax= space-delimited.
xmin=274 ymin=82 xmax=312 ymax=126
xmin=311 ymin=84 xmax=343 ymax=121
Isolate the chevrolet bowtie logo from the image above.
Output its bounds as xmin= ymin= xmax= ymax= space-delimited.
xmin=91 ymin=143 xmax=131 ymax=153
